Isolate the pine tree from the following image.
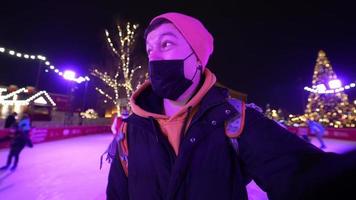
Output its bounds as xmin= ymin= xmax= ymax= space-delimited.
xmin=304 ymin=50 xmax=355 ymax=128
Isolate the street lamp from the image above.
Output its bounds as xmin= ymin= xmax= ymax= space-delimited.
xmin=63 ymin=70 xmax=76 ymax=81
xmin=62 ymin=70 xmax=90 ymax=125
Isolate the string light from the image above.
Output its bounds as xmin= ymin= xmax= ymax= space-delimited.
xmin=302 ymin=50 xmax=355 ymax=128
xmin=91 ymin=21 xmax=145 ymax=106
xmin=80 ymin=108 xmax=98 ymax=119
xmin=0 ymin=87 xmax=57 ymax=116
xmin=304 ymin=81 xmax=355 ymax=94
xmin=0 ymin=46 xmax=89 ymax=84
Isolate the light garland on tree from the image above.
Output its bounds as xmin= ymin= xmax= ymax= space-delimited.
xmin=302 ymin=50 xmax=355 ymax=128
xmin=91 ymin=22 xmax=146 ymax=107
xmin=0 ymin=46 xmax=90 ymax=84
xmin=95 ymin=87 xmax=115 ymax=103
xmin=304 ymin=81 xmax=355 ymax=94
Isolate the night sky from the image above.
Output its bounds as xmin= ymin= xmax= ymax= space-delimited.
xmin=0 ymin=0 xmax=355 ymax=114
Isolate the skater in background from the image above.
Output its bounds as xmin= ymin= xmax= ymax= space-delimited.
xmin=307 ymin=119 xmax=326 ymax=149
xmin=4 ymin=112 xmax=17 ymax=128
xmin=18 ymin=113 xmax=33 ymax=148
xmin=0 ymin=113 xmax=33 ymax=171
xmin=0 ymin=112 xmax=18 ymax=143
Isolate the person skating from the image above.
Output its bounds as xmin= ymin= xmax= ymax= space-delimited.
xmin=0 ymin=113 xmax=32 ymax=171
xmin=307 ymin=119 xmax=327 ymax=149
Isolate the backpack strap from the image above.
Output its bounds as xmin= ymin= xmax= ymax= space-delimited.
xmin=117 ymin=122 xmax=128 ymax=175
xmin=225 ymin=98 xmax=246 ymax=155
xmin=225 ymin=98 xmax=246 ymax=139
xmin=100 ymin=121 xmax=128 ymax=176
xmin=225 ymin=98 xmax=256 ymax=186
xmin=225 ymin=99 xmax=264 ymax=155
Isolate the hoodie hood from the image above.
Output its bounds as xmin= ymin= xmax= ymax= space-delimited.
xmin=130 ymin=68 xmax=217 ymax=155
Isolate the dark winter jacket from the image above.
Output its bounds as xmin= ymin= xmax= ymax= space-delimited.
xmin=4 ymin=114 xmax=16 ymax=128
xmin=106 ymin=85 xmax=356 ymax=200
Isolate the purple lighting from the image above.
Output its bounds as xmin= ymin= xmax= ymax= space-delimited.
xmin=328 ymin=79 xmax=342 ymax=89
xmin=63 ymin=70 xmax=76 ymax=81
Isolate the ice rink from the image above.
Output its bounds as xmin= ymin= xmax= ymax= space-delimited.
xmin=0 ymin=133 xmax=355 ymax=200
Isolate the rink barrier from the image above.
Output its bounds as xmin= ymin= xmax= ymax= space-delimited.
xmin=0 ymin=125 xmax=110 ymax=149
xmin=287 ymin=127 xmax=356 ymax=141
xmin=1 ymin=126 xmax=355 ymax=149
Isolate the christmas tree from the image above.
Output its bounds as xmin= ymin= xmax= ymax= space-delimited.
xmin=304 ymin=50 xmax=355 ymax=128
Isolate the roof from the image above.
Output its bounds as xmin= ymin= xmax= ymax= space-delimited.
xmin=0 ymin=87 xmax=56 ymax=106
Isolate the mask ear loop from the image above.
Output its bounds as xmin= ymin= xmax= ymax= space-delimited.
xmin=183 ymin=52 xmax=195 ymax=60
xmin=190 ymin=65 xmax=203 ymax=81
xmin=185 ymin=51 xmax=202 ymax=81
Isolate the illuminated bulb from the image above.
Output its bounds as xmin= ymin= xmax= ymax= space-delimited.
xmin=316 ymin=84 xmax=326 ymax=93
xmin=328 ymin=79 xmax=342 ymax=89
xmin=9 ymin=50 xmax=15 ymax=55
xmin=37 ymin=55 xmax=46 ymax=60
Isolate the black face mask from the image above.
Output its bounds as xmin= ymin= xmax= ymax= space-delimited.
xmin=149 ymin=52 xmax=202 ymax=100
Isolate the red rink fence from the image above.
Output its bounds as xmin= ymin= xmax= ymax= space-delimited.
xmin=1 ymin=125 xmax=355 ymax=149
xmin=0 ymin=125 xmax=110 ymax=149
xmin=287 ymin=127 xmax=356 ymax=141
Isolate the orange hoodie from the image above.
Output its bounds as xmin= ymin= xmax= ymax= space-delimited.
xmin=130 ymin=68 xmax=217 ymax=155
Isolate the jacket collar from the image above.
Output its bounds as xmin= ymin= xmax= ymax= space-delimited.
xmin=133 ymin=84 xmax=231 ymax=119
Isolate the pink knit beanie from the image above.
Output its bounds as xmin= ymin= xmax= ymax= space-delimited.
xmin=150 ymin=12 xmax=214 ymax=68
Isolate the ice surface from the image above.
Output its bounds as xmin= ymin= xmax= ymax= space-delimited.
xmin=0 ymin=134 xmax=355 ymax=200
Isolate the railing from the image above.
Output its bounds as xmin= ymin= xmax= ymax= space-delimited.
xmin=287 ymin=127 xmax=356 ymax=141
xmin=0 ymin=125 xmax=111 ymax=149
